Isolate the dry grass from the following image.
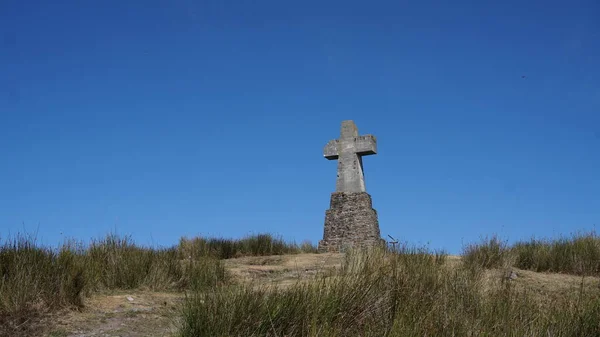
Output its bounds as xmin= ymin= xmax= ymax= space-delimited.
xmin=513 ymin=231 xmax=600 ymax=275
xmin=0 ymin=233 xmax=226 ymax=337
xmin=6 ymin=250 xmax=599 ymax=337
xmin=223 ymin=253 xmax=343 ymax=286
xmin=178 ymin=234 xmax=317 ymax=260
xmin=3 ymin=233 xmax=600 ymax=337
xmin=464 ymin=231 xmax=600 ymax=277
xmin=179 ymin=247 xmax=600 ymax=337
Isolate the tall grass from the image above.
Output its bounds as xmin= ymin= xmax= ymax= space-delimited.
xmin=513 ymin=231 xmax=600 ymax=275
xmin=179 ymin=233 xmax=317 ymax=260
xmin=0 ymin=234 xmax=86 ymax=315
xmin=463 ymin=231 xmax=600 ymax=276
xmin=179 ymin=245 xmax=600 ymax=337
xmin=0 ymin=234 xmax=87 ymax=335
xmin=85 ymin=234 xmax=184 ymax=290
xmin=462 ymin=235 xmax=512 ymax=270
xmin=1 ymin=232 xmax=314 ymax=332
xmin=0 ymin=233 xmax=227 ymax=335
xmin=4 ymin=230 xmax=599 ymax=336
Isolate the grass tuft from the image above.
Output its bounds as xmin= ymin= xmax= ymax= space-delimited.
xmin=462 ymin=231 xmax=600 ymax=277
xmin=178 ymin=245 xmax=600 ymax=336
xmin=3 ymin=230 xmax=599 ymax=337
xmin=513 ymin=231 xmax=600 ymax=275
xmin=178 ymin=233 xmax=317 ymax=260
xmin=0 ymin=232 xmax=227 ymax=336
xmin=462 ymin=235 xmax=512 ymax=270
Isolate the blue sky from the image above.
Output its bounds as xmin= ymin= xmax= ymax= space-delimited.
xmin=1 ymin=0 xmax=599 ymax=254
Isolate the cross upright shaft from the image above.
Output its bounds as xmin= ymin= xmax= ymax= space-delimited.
xmin=323 ymin=120 xmax=377 ymax=193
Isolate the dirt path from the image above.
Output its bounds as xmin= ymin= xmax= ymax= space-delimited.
xmin=45 ymin=291 xmax=184 ymax=337
xmin=42 ymin=253 xmax=343 ymax=337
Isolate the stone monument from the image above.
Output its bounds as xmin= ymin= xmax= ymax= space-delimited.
xmin=318 ymin=120 xmax=383 ymax=252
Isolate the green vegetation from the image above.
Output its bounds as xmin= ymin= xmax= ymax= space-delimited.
xmin=179 ymin=245 xmax=600 ymax=337
xmin=463 ymin=231 xmax=600 ymax=276
xmin=2 ymin=231 xmax=600 ymax=336
xmin=0 ymin=234 xmax=87 ymax=318
xmin=83 ymin=234 xmax=223 ymax=291
xmin=1 ymin=232 xmax=300 ymax=335
xmin=462 ymin=234 xmax=512 ymax=269
xmin=179 ymin=233 xmax=317 ymax=259
xmin=513 ymin=231 xmax=600 ymax=275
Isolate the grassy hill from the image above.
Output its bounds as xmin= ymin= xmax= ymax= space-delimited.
xmin=1 ymin=232 xmax=599 ymax=336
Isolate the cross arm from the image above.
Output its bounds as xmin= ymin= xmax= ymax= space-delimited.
xmin=323 ymin=140 xmax=339 ymax=160
xmin=355 ymin=135 xmax=377 ymax=156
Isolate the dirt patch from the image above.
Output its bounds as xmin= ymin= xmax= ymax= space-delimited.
xmin=44 ymin=291 xmax=184 ymax=337
xmin=223 ymin=253 xmax=343 ymax=286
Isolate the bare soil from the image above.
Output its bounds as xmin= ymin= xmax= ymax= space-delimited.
xmin=42 ymin=291 xmax=183 ymax=337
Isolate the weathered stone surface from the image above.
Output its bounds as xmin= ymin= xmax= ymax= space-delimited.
xmin=323 ymin=120 xmax=377 ymax=193
xmin=319 ymin=120 xmax=383 ymax=253
xmin=318 ymin=192 xmax=383 ymax=252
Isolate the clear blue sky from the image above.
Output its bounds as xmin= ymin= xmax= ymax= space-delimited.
xmin=1 ymin=0 xmax=598 ymax=254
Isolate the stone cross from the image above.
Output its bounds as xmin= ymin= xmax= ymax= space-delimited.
xmin=319 ymin=120 xmax=382 ymax=252
xmin=323 ymin=120 xmax=377 ymax=193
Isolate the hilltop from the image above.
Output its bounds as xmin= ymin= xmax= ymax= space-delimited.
xmin=41 ymin=252 xmax=600 ymax=336
xmin=2 ymin=233 xmax=599 ymax=336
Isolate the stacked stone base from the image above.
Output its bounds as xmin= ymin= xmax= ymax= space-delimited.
xmin=318 ymin=192 xmax=384 ymax=253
